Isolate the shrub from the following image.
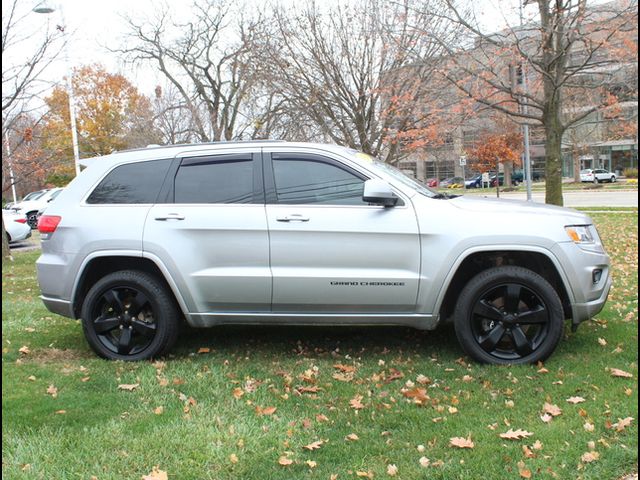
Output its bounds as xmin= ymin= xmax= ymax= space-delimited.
xmin=623 ymin=168 xmax=638 ymax=178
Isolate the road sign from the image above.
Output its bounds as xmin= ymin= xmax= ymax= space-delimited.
xmin=459 ymin=156 xmax=467 ymax=166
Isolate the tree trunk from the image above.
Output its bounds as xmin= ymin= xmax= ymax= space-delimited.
xmin=544 ymin=105 xmax=564 ymax=206
xmin=504 ymin=161 xmax=513 ymax=187
xmin=573 ymin=150 xmax=581 ymax=183
xmin=2 ymin=216 xmax=12 ymax=261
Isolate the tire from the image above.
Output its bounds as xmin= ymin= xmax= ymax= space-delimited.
xmin=81 ymin=270 xmax=180 ymax=361
xmin=513 ymin=180 xmax=520 ymax=187
xmin=26 ymin=211 xmax=38 ymax=229
xmin=611 ymin=176 xmax=616 ymax=183
xmin=453 ymin=266 xmax=564 ymax=365
xmin=594 ymin=177 xmax=599 ymax=184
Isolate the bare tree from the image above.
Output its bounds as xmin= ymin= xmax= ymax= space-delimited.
xmin=414 ymin=0 xmax=638 ymax=205
xmin=2 ymin=0 xmax=64 ymax=259
xmin=119 ymin=0 xmax=264 ymax=142
xmin=260 ymin=0 xmax=460 ymax=163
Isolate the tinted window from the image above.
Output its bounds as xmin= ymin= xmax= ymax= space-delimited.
xmin=273 ymin=158 xmax=366 ymax=205
xmin=87 ymin=159 xmax=171 ymax=204
xmin=174 ymin=157 xmax=254 ymax=204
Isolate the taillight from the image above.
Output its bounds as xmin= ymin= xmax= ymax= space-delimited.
xmin=38 ymin=215 xmax=62 ymax=234
xmin=14 ymin=218 xmax=27 ymax=224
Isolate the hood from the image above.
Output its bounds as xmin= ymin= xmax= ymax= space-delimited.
xmin=449 ymin=195 xmax=591 ymax=223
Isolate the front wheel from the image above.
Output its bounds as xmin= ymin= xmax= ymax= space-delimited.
xmin=453 ymin=266 xmax=564 ymax=364
xmin=594 ymin=177 xmax=599 ymax=184
xmin=81 ymin=270 xmax=180 ymax=360
xmin=611 ymin=176 xmax=616 ymax=183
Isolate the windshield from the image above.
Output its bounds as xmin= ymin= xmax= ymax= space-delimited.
xmin=23 ymin=190 xmax=47 ymax=201
xmin=371 ymin=159 xmax=438 ymax=198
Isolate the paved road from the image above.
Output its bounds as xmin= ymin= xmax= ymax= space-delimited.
xmin=470 ymin=189 xmax=638 ymax=207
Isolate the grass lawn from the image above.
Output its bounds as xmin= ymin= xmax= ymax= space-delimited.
xmin=2 ymin=213 xmax=637 ymax=480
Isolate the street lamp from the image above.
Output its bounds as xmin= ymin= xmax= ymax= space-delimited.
xmin=33 ymin=1 xmax=81 ymax=177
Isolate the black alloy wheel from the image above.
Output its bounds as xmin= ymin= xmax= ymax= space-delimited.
xmin=81 ymin=270 xmax=179 ymax=360
xmin=454 ymin=266 xmax=564 ymax=364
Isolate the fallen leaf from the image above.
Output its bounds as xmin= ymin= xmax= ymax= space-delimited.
xmin=316 ymin=414 xmax=329 ymax=422
xmin=332 ymin=372 xmax=354 ymax=382
xmin=28 ymin=375 xmax=36 ymax=381
xmin=333 ymin=363 xmax=356 ymax=373
xmin=142 ymin=466 xmax=168 ymax=480
xmin=230 ymin=453 xmax=238 ymax=464
xmin=18 ymin=346 xmax=30 ymax=355
xmin=612 ymin=417 xmax=634 ymax=432
xmin=345 ymin=433 xmax=359 ymax=441
xmin=197 ymin=347 xmax=210 ymax=354
xmin=419 ymin=456 xmax=430 ymax=468
xmin=499 ymin=429 xmax=534 ymax=440
xmin=449 ymin=436 xmax=474 ymax=449
xmin=81 ymin=376 xmax=91 ymax=382
xmin=305 ymin=460 xmax=317 ymax=468
xmin=462 ymin=375 xmax=474 ymax=382
xmin=302 ymin=440 xmax=324 ymax=451
xmin=537 ymin=367 xmax=549 ymax=374
xmin=153 ymin=406 xmax=164 ymax=415
xmin=46 ymin=385 xmax=58 ymax=398
xmin=610 ymin=368 xmax=633 ymax=378
xmin=232 ymin=388 xmax=244 ymax=399
xmin=256 ymin=406 xmax=277 ymax=416
xmin=542 ymin=402 xmax=562 ymax=417
xmin=296 ymin=386 xmax=321 ymax=394
xmin=350 ymin=394 xmax=365 ymax=410
xmin=517 ymin=460 xmax=532 ymax=479
xmin=522 ymin=445 xmax=535 ymax=458
xmin=402 ymin=387 xmax=429 ymax=404
xmin=278 ymin=456 xmax=293 ymax=466
xmin=583 ymin=422 xmax=595 ymax=432
xmin=356 ymin=471 xmax=373 ymax=478
xmin=55 ymin=410 xmax=66 ymax=414
xmin=387 ymin=464 xmax=398 ymax=476
xmin=581 ymin=451 xmax=600 ymax=463
xmin=118 ymin=383 xmax=139 ymax=391
xmin=598 ymin=338 xmax=607 ymax=346
xmin=566 ymin=396 xmax=586 ymax=404
xmin=540 ymin=413 xmax=553 ymax=423
xmin=532 ymin=440 xmax=543 ymax=450
xmin=416 ymin=374 xmax=431 ymax=384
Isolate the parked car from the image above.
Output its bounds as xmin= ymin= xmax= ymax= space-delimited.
xmin=580 ymin=169 xmax=616 ymax=184
xmin=426 ymin=178 xmax=439 ymax=188
xmin=9 ymin=188 xmax=64 ymax=228
xmin=36 ymin=141 xmax=611 ymax=365
xmin=512 ymin=169 xmax=542 ymax=183
xmin=465 ymin=174 xmax=484 ymax=189
xmin=3 ymin=210 xmax=31 ymax=243
xmin=440 ymin=176 xmax=465 ymax=188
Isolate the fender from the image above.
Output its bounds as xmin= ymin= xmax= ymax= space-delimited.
xmin=430 ymin=244 xmax=577 ymax=321
xmin=71 ymin=249 xmax=192 ymax=319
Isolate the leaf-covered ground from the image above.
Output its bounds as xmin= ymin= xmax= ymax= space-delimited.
xmin=2 ymin=212 xmax=637 ymax=479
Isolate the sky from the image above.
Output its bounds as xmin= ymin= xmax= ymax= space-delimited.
xmin=4 ymin=0 xmax=536 ymax=104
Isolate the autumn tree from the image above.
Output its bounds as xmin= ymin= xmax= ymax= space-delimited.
xmin=416 ymin=0 xmax=638 ymax=205
xmin=42 ymin=64 xmax=159 ymax=183
xmin=2 ymin=0 xmax=64 ymax=259
xmin=469 ymin=122 xmax=523 ymax=195
xmin=260 ymin=0 xmax=461 ymax=164
xmin=120 ymin=0 xmax=263 ymax=142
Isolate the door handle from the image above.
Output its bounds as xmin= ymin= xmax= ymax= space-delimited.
xmin=276 ymin=214 xmax=310 ymax=222
xmin=154 ymin=213 xmax=185 ymax=221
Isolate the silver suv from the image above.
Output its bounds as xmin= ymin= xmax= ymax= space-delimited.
xmin=36 ymin=142 xmax=612 ymax=364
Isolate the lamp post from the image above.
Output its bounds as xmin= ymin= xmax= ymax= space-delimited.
xmin=33 ymin=1 xmax=81 ymax=177
xmin=519 ymin=0 xmax=533 ymax=202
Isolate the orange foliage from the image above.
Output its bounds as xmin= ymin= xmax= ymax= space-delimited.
xmin=469 ymin=129 xmax=522 ymax=173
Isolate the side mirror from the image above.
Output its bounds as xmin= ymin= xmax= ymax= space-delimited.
xmin=363 ymin=179 xmax=398 ymax=207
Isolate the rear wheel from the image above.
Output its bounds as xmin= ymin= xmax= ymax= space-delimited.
xmin=594 ymin=177 xmax=599 ymax=184
xmin=81 ymin=270 xmax=180 ymax=360
xmin=454 ymin=266 xmax=564 ymax=365
xmin=611 ymin=176 xmax=616 ymax=183
xmin=26 ymin=211 xmax=38 ymax=229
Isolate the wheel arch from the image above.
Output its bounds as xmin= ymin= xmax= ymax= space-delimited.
xmin=72 ymin=253 xmax=190 ymax=319
xmin=435 ymin=247 xmax=574 ymax=324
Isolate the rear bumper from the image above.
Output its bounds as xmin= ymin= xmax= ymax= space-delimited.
xmin=40 ymin=295 xmax=75 ymax=318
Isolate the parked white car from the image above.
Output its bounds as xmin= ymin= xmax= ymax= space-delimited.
xmin=9 ymin=188 xmax=64 ymax=228
xmin=3 ymin=210 xmax=31 ymax=243
xmin=580 ymin=169 xmax=616 ymax=184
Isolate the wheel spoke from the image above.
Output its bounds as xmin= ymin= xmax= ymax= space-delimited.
xmin=479 ymin=324 xmax=506 ymax=352
xmin=93 ymin=316 xmax=120 ymax=334
xmin=504 ymin=285 xmax=522 ymax=312
xmin=103 ymin=289 xmax=124 ymax=315
xmin=473 ymin=299 xmax=504 ymax=321
xmin=517 ymin=305 xmax=547 ymax=325
xmin=117 ymin=328 xmax=133 ymax=355
xmin=131 ymin=319 xmax=156 ymax=337
xmin=510 ymin=326 xmax=533 ymax=356
xmin=128 ymin=291 xmax=149 ymax=316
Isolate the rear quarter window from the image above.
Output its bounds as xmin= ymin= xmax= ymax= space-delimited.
xmin=86 ymin=159 xmax=172 ymax=204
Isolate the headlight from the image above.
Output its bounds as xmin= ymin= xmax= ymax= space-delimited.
xmin=565 ymin=225 xmax=594 ymax=243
